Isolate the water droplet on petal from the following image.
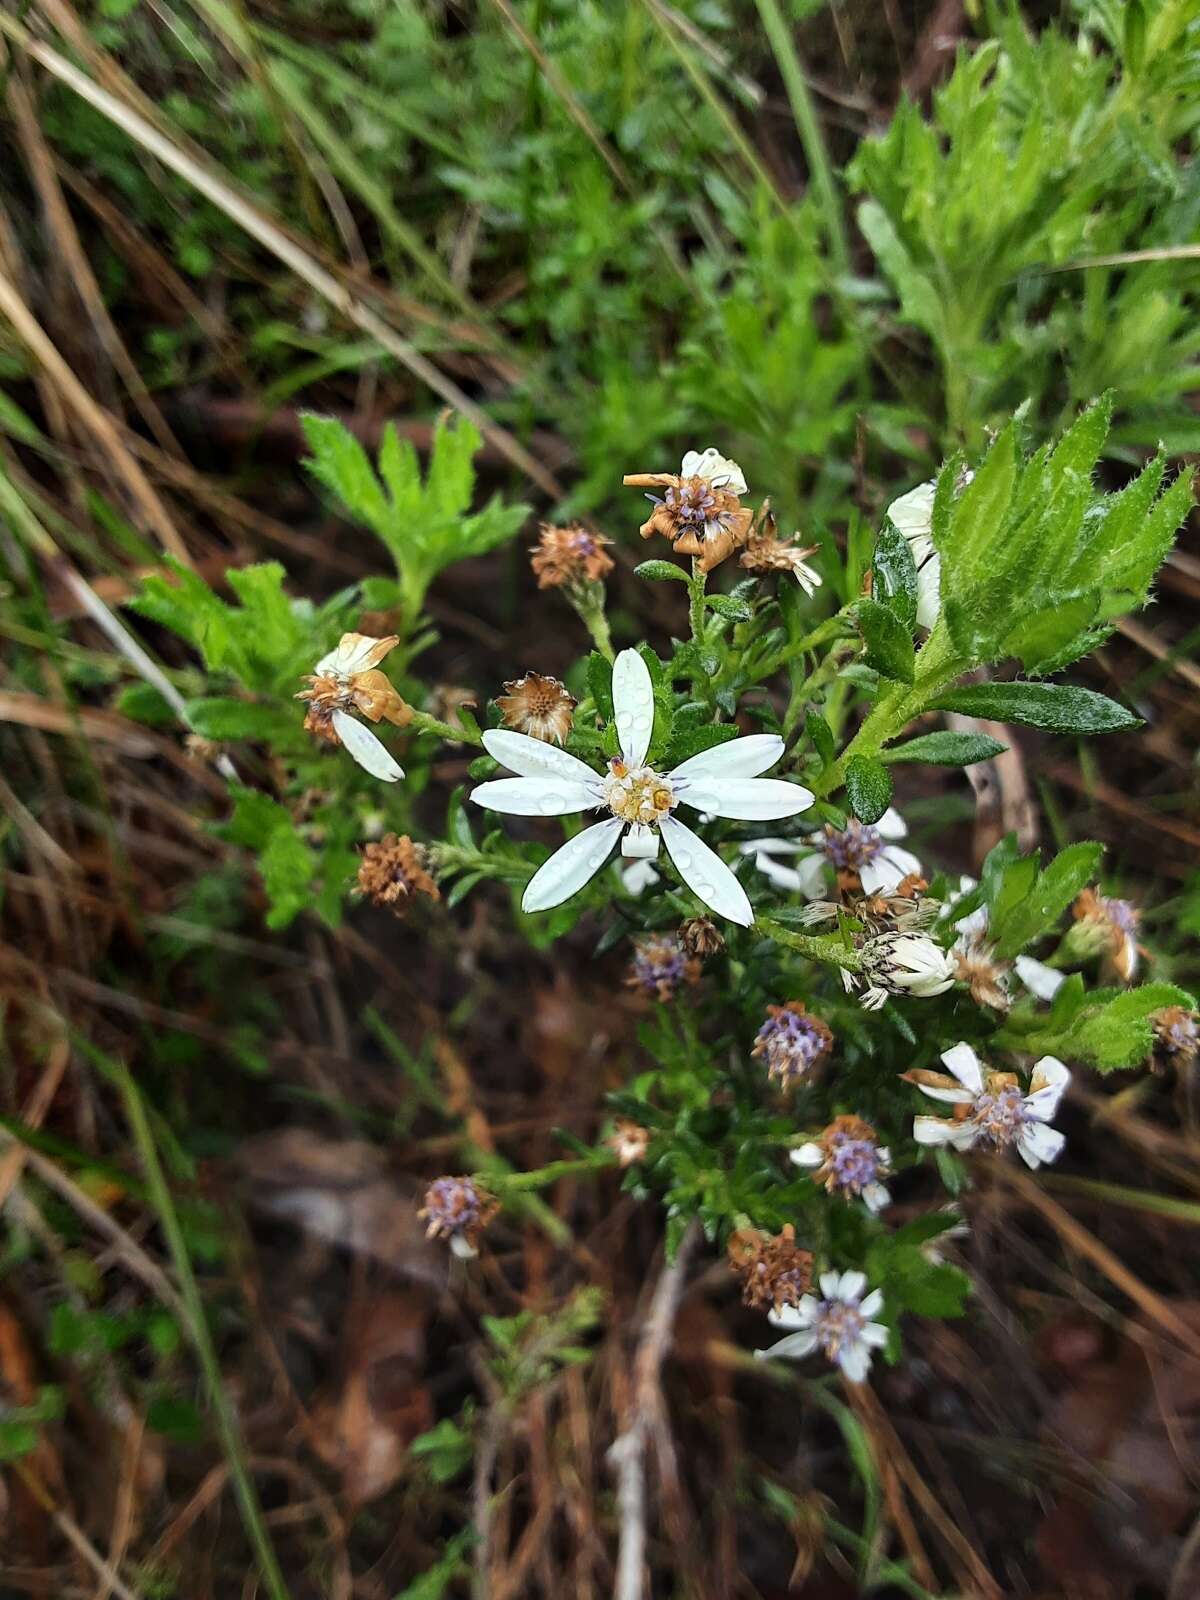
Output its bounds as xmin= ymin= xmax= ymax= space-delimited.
xmin=539 ymin=791 xmax=566 ymax=814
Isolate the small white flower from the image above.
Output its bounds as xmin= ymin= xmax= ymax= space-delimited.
xmin=852 ymin=930 xmax=957 ymax=1008
xmin=909 ymin=1042 xmax=1069 ymax=1169
xmin=471 ymin=648 xmax=813 ymax=926
xmin=740 ymin=808 xmax=921 ymax=899
xmin=792 ymin=1116 xmax=892 ymax=1214
xmin=756 ymin=1270 xmax=888 ymax=1384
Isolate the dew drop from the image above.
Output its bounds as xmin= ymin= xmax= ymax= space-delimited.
xmin=539 ymin=791 xmax=566 ymax=814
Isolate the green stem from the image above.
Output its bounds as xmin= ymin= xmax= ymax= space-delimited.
xmin=753 ymin=0 xmax=849 ymax=276
xmin=408 ymin=708 xmax=484 ymax=746
xmin=118 ymin=1070 xmax=292 ymax=1600
xmin=570 ymin=582 xmax=614 ymax=661
xmin=688 ymin=558 xmax=707 ymax=642
xmin=483 ymin=1154 xmax=615 ymax=1193
xmin=756 ymin=917 xmax=862 ymax=973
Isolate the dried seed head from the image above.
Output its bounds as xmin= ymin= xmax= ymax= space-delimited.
xmin=625 ymin=933 xmax=700 ymax=1002
xmin=739 ymin=533 xmax=822 ymax=595
xmin=419 ymin=1176 xmax=499 ymax=1257
xmin=679 ymin=916 xmax=724 ymax=959
xmin=954 ymin=940 xmax=1012 ymax=1011
xmin=729 ymin=1224 xmax=813 ymax=1314
xmin=495 ymin=672 xmax=577 ymax=744
xmin=530 ymin=522 xmax=614 ymax=589
xmin=1069 ymin=888 xmax=1141 ymax=980
xmin=356 ymin=833 xmax=440 ymax=913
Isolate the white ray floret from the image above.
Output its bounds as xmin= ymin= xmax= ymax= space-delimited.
xmin=910 ymin=1041 xmax=1070 ymax=1169
xmin=756 ymin=1271 xmax=888 ymax=1384
xmin=471 ymin=647 xmax=814 ymax=925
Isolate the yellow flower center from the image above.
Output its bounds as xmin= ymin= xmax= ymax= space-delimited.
xmin=604 ymin=760 xmax=675 ymax=827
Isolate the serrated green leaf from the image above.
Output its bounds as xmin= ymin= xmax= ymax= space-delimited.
xmin=992 ymin=841 xmax=1104 ymax=958
xmin=586 ymin=651 xmax=614 ymax=721
xmin=184 ymin=697 xmax=293 ymax=742
xmin=883 ymin=731 xmax=1007 ymax=766
xmin=300 ymin=412 xmax=390 ymax=534
xmin=929 ymin=681 xmax=1140 ymax=734
xmin=845 ymin=755 xmax=893 ymax=823
xmin=851 ymin=597 xmax=915 ymax=684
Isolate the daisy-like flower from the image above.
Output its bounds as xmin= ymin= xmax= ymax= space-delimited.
xmin=470 ymin=648 xmax=812 ymax=925
xmin=355 ymin=833 xmax=439 ymax=913
xmin=741 ymin=809 xmax=921 ymax=900
xmin=419 ymin=1176 xmax=499 ymax=1258
xmin=607 ymin=1118 xmax=651 ymax=1167
xmin=1068 ymin=888 xmax=1141 ymax=982
xmin=625 ymin=932 xmax=700 ymax=1002
xmin=530 ymin=522 xmax=615 ymax=589
xmin=752 ymin=1001 xmax=833 ymax=1086
xmin=792 ymin=1116 xmax=891 ymax=1213
xmin=495 ymin=672 xmax=577 ymax=745
xmin=906 ymin=1042 xmax=1070 ymax=1169
xmin=296 ymin=633 xmax=409 ymax=781
xmin=849 ymin=931 xmax=957 ymax=1010
xmin=728 ymin=1224 xmax=813 ymax=1314
xmin=623 ymin=447 xmax=754 ymax=572
xmin=757 ymin=1270 xmax=888 ymax=1385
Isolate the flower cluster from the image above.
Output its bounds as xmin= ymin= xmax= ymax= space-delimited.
xmin=419 ymin=1176 xmax=499 ymax=1258
xmin=752 ymin=1001 xmax=832 ymax=1086
xmin=297 ymin=632 xmax=410 ymax=780
xmin=625 ymin=933 xmax=700 ymax=1002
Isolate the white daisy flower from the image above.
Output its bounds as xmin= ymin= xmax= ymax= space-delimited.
xmin=296 ymin=632 xmax=407 ymax=782
xmin=850 ymin=930 xmax=957 ymax=1009
xmin=885 ymin=482 xmax=940 ymax=632
xmin=792 ymin=1116 xmax=892 ymax=1214
xmin=756 ymin=1270 xmax=888 ymax=1384
xmin=908 ymin=1042 xmax=1070 ymax=1169
xmin=470 ymin=648 xmax=813 ymax=926
xmin=740 ymin=808 xmax=921 ymax=899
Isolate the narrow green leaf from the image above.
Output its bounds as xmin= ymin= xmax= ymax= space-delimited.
xmin=883 ymin=731 xmax=1007 ymax=766
xmin=586 ymin=651 xmax=614 ymax=721
xmin=928 ymin=681 xmax=1140 ymax=734
xmin=871 ymin=523 xmax=918 ymax=630
xmin=634 ymin=559 xmax=689 ymax=583
xmin=704 ymin=593 xmax=754 ymax=621
xmin=805 ymin=711 xmax=836 ymax=768
xmin=851 ymin=598 xmax=915 ymax=684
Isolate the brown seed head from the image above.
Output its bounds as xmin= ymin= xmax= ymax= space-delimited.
xmin=356 ymin=833 xmax=439 ymax=913
xmin=954 ymin=940 xmax=1012 ymax=1011
xmin=728 ymin=1223 xmax=813 ymax=1313
xmin=679 ymin=916 xmax=724 ymax=959
xmin=607 ymin=1119 xmax=651 ymax=1167
xmin=531 ymin=523 xmax=614 ymax=589
xmin=495 ymin=672 xmax=577 ymax=744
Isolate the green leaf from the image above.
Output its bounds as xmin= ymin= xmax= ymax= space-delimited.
xmin=586 ymin=651 xmax=614 ymax=722
xmin=300 ymin=412 xmax=390 ymax=534
xmin=845 ymin=755 xmax=893 ymax=824
xmin=851 ymin=598 xmax=915 ymax=684
xmin=871 ymin=522 xmax=918 ymax=630
xmin=634 ymin=559 xmax=688 ymax=583
xmin=883 ymin=731 xmax=1007 ymax=766
xmin=928 ymin=681 xmax=1140 ymax=734
xmin=704 ymin=593 xmax=754 ymax=621
xmin=664 ymin=722 xmax=740 ymax=769
xmin=805 ymin=711 xmax=836 ymax=768
xmin=184 ymin=697 xmax=293 ymax=742
xmin=886 ymin=1246 xmax=970 ymax=1318
xmin=114 ymin=683 xmax=175 ymax=727
xmin=991 ymin=841 xmax=1104 ymax=958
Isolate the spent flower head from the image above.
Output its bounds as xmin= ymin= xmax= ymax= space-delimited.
xmin=356 ymin=833 xmax=439 ymax=913
xmin=625 ymin=933 xmax=700 ymax=1002
xmin=729 ymin=1224 xmax=813 ymax=1314
xmin=624 ymin=447 xmax=753 ymax=572
xmin=607 ymin=1119 xmax=651 ymax=1167
xmin=739 ymin=503 xmax=822 ymax=595
xmin=530 ymin=522 xmax=614 ymax=589
xmin=1153 ymin=1006 xmax=1199 ymax=1065
xmin=792 ymin=1116 xmax=891 ymax=1213
xmin=1068 ymin=888 xmax=1141 ymax=981
xmin=752 ymin=1001 xmax=833 ymax=1086
xmin=851 ymin=930 xmax=957 ymax=1009
xmin=419 ymin=1176 xmax=499 ymax=1258
xmin=296 ymin=632 xmax=410 ymax=781
xmin=679 ymin=916 xmax=724 ymax=959
xmin=906 ymin=1043 xmax=1069 ymax=1169
xmin=495 ymin=672 xmax=576 ymax=745
xmin=470 ymin=648 xmax=812 ymax=925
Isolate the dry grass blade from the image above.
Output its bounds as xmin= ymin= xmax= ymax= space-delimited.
xmin=11 ymin=1460 xmax=145 ymax=1600
xmin=1 ymin=15 xmax=564 ymax=499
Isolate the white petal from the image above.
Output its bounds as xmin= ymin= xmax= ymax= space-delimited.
xmin=837 ymin=1341 xmax=872 ymax=1383
xmin=1025 ymin=1056 xmax=1070 ymax=1122
xmin=610 ymin=648 xmax=656 ymax=766
xmin=470 ymin=777 xmax=597 ymax=817
xmin=913 ymin=1115 xmax=977 ymax=1149
xmin=940 ymin=1042 xmax=984 ymax=1094
xmin=862 ymin=1183 xmax=890 ymax=1214
xmin=885 ymin=482 xmax=935 ymax=539
xmin=876 ymin=807 xmax=908 ymax=841
xmin=791 ymin=1143 xmax=823 ymax=1169
xmin=676 ymin=777 xmax=813 ymax=822
xmin=1015 ymin=955 xmax=1066 ymax=1001
xmin=521 ymin=818 xmax=622 ymax=914
xmin=756 ymin=1329 xmax=818 ymax=1363
xmin=859 ymin=1290 xmax=884 ymax=1320
xmin=681 ymin=447 xmax=747 ymax=495
xmin=316 ymin=634 xmax=377 ymax=677
xmin=482 ymin=729 xmax=599 ymax=786
xmin=449 ymin=1233 xmax=478 ymax=1259
xmin=736 ymin=832 xmax=803 ymax=856
xmin=913 ymin=1082 xmax=976 ymax=1106
xmin=620 ymin=859 xmax=660 ymax=894
xmin=621 ymin=824 xmax=661 ymax=860
xmin=670 ymin=734 xmax=785 ymax=781
xmin=767 ymin=1300 xmax=812 ymax=1331
xmin=331 ymin=709 xmax=404 ymax=781
xmin=859 ymin=845 xmax=923 ymax=897
xmin=839 ymin=1271 xmax=868 ymax=1303
xmin=861 ymin=1322 xmax=889 ymax=1349
xmin=915 ymin=555 xmax=941 ymax=630
xmin=1017 ymin=1121 xmax=1066 ymax=1169
xmin=819 ymin=1271 xmax=841 ymax=1300
xmin=659 ymin=816 xmax=753 ymax=926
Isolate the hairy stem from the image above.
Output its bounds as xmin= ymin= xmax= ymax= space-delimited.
xmin=757 ymin=918 xmax=862 ymax=973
